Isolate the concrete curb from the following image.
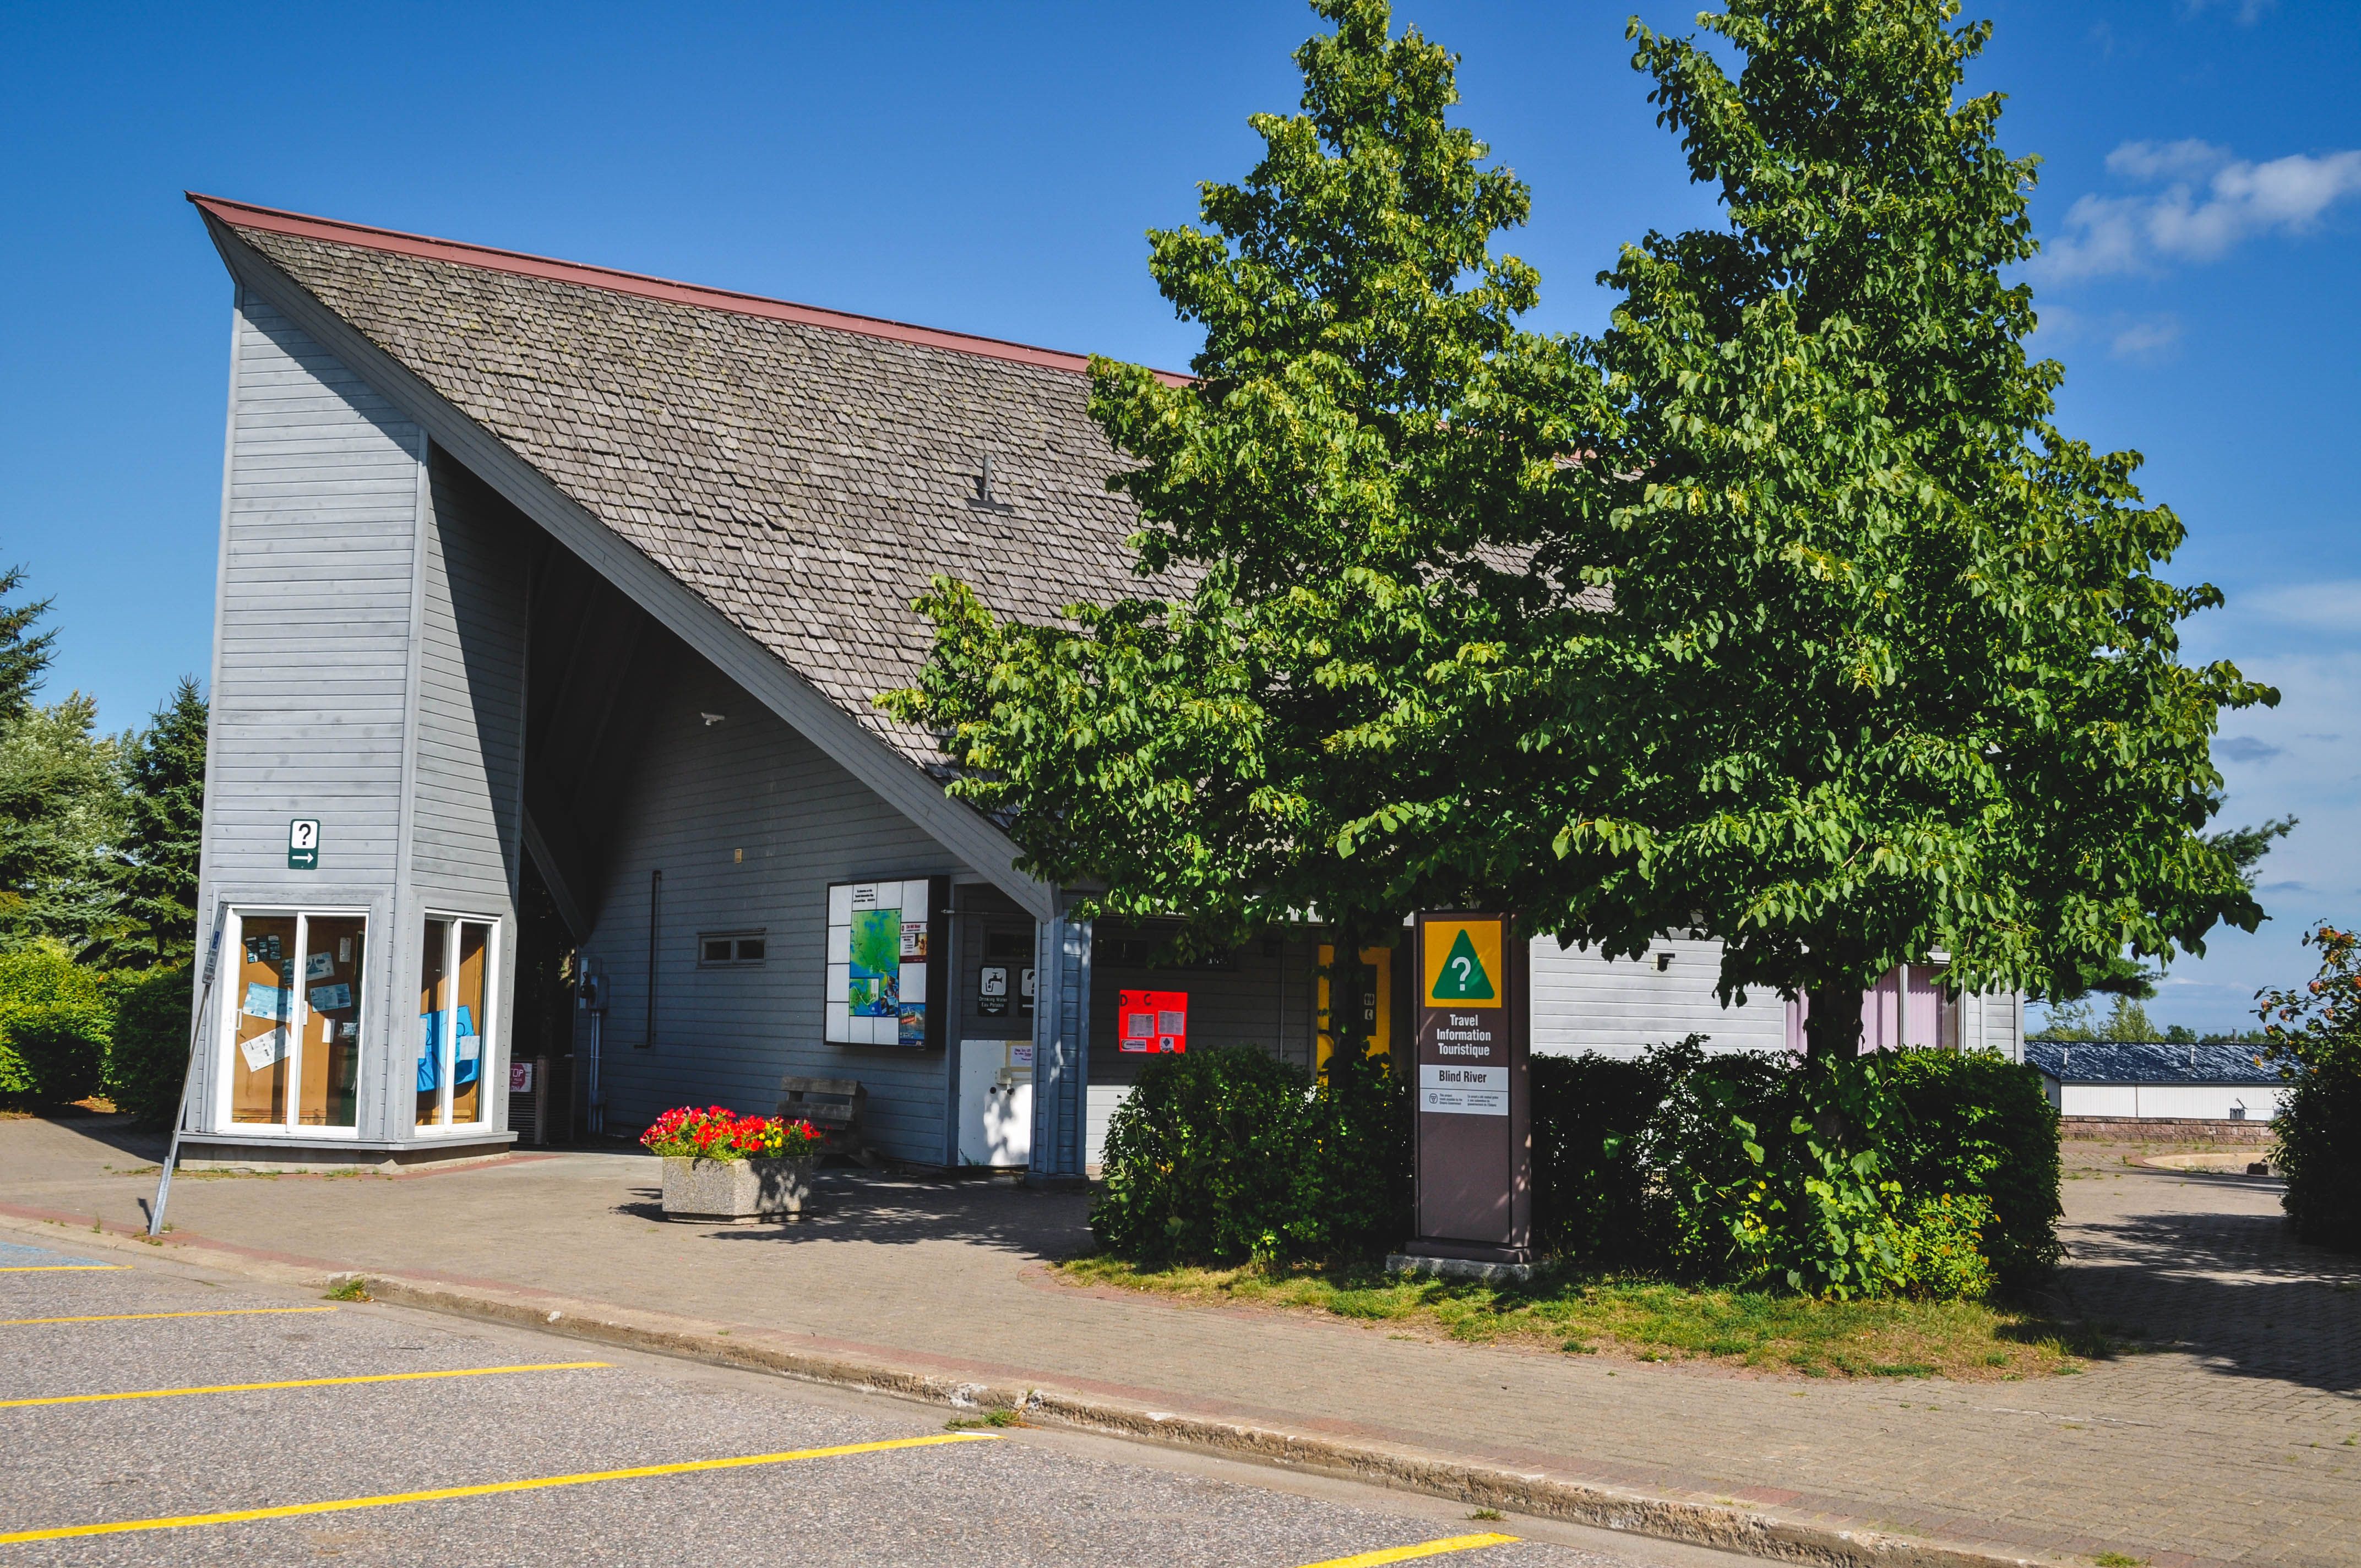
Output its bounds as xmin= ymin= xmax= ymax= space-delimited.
xmin=0 ymin=1212 xmax=2077 ymax=1568
xmin=346 ymin=1273 xmax=2063 ymax=1568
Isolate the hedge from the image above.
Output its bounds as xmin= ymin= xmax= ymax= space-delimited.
xmin=104 ymin=964 xmax=193 ymax=1127
xmin=1095 ymin=1041 xmax=2064 ymax=1298
xmin=0 ymin=946 xmax=112 ymax=1105
xmin=2275 ymin=1058 xmax=2361 ymax=1254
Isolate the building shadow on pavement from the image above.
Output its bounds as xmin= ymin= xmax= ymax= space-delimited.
xmin=613 ymin=1170 xmax=1096 ymax=1261
xmin=2064 ymin=1185 xmax=2361 ymax=1394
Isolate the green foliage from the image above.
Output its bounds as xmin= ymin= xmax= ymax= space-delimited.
xmin=1533 ymin=1043 xmax=2053 ymax=1299
xmin=1883 ymin=1047 xmax=2061 ymax=1288
xmin=1295 ymin=1041 xmax=1413 ymax=1258
xmin=0 ymin=692 xmax=127 ymax=956
xmin=0 ymin=944 xmax=112 ymax=1104
xmin=105 ymin=679 xmax=207 ymax=970
xmin=1511 ymin=1 xmax=2275 ymax=1052
xmin=1092 ymin=1033 xmax=2055 ymax=1299
xmin=2257 ymin=925 xmax=2361 ymax=1254
xmin=885 ymin=0 xmax=1598 ymax=985
xmin=102 ymin=963 xmax=193 ymax=1126
xmin=1528 ymin=1049 xmax=1671 ymax=1263
xmin=1090 ymin=1044 xmax=1411 ymax=1264
xmin=0 ymin=565 xmax=57 ymax=727
xmin=1891 ymin=1195 xmax=1997 ymax=1302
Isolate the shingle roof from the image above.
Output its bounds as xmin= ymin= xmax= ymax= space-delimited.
xmin=2024 ymin=1041 xmax=2286 ymax=1086
xmin=200 ymin=198 xmax=1180 ymax=770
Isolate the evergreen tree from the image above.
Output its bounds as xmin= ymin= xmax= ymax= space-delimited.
xmin=1521 ymin=0 xmax=2273 ymax=1057
xmin=0 ymin=692 xmax=127 ymax=955
xmin=107 ymin=678 xmax=207 ymax=968
xmin=0 ymin=565 xmax=57 ymax=727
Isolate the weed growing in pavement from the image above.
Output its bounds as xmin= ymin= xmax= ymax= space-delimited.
xmin=322 ymin=1277 xmax=371 ymax=1303
xmin=1057 ymin=1256 xmax=2110 ymax=1381
xmin=2092 ymin=1554 xmax=2147 ymax=1567
xmin=944 ymin=1408 xmax=1021 ymax=1430
xmin=1469 ymin=1510 xmax=1505 ymax=1521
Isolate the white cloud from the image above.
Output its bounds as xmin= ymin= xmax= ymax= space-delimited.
xmin=2034 ymin=140 xmax=2361 ymax=282
xmin=2108 ymin=314 xmax=2182 ymax=360
xmin=2180 ymin=0 xmax=2276 ymax=23
xmin=2240 ymin=580 xmax=2361 ymax=636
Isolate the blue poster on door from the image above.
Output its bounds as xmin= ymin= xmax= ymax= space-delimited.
xmin=417 ymin=1006 xmax=477 ymax=1092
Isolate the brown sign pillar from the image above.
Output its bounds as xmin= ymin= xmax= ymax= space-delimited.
xmin=1396 ymin=912 xmax=1532 ymax=1276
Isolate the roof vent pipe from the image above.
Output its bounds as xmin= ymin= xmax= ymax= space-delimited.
xmin=969 ymin=454 xmax=1013 ymax=514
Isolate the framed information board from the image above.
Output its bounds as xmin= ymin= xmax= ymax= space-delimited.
xmin=824 ymin=877 xmax=951 ymax=1048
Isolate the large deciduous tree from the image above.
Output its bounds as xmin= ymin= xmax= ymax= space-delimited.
xmin=1526 ymin=0 xmax=2274 ymax=1057
xmin=886 ymin=0 xmax=1598 ymax=1046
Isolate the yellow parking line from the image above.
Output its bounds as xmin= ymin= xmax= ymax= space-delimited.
xmin=0 ymin=1265 xmax=128 ymax=1272
xmin=0 ymin=1306 xmax=339 ymax=1327
xmin=0 ymin=1360 xmax=609 ymax=1409
xmin=0 ymin=1431 xmax=1003 ymax=1544
xmin=1297 ymin=1533 xmax=1520 ymax=1568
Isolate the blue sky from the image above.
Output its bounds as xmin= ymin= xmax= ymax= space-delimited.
xmin=3 ymin=2 xmax=2354 ymax=1031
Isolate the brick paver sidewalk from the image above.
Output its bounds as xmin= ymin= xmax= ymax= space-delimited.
xmin=3 ymin=1118 xmax=2354 ymax=1568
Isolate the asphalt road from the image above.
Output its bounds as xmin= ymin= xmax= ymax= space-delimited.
xmin=0 ymin=1235 xmax=1739 ymax=1568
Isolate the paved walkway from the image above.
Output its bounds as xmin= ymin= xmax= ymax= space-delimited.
xmin=3 ymin=1118 xmax=2354 ymax=1568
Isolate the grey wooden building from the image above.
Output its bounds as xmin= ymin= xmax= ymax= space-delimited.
xmin=179 ymin=197 xmax=2021 ymax=1175
xmin=178 ymin=194 xmax=1360 ymax=1175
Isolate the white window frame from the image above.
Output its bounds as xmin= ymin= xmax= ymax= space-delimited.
xmin=416 ymin=910 xmax=502 ymax=1134
xmin=212 ymin=906 xmax=369 ymax=1140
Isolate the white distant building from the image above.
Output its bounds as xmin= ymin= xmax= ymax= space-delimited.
xmin=2025 ymin=1041 xmax=2286 ymax=1123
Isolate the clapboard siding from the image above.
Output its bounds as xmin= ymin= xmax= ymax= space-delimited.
xmin=406 ymin=450 xmax=526 ymax=919
xmin=1528 ymin=934 xmax=1791 ymax=1059
xmin=191 ymin=290 xmax=427 ymax=1138
xmin=589 ymin=651 xmax=967 ymax=1162
xmin=202 ymin=291 xmax=420 ymax=887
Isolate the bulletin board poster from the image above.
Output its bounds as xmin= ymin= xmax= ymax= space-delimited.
xmin=825 ymin=877 xmax=949 ymax=1048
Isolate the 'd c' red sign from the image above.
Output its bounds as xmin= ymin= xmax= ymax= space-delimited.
xmin=1117 ymin=989 xmax=1187 ymax=1054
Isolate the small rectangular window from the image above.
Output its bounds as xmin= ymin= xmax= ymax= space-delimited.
xmin=699 ymin=930 xmax=766 ymax=967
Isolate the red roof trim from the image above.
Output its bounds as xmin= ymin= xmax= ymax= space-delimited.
xmin=189 ymin=193 xmax=1188 ymax=386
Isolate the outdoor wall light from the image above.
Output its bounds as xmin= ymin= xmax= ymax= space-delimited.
xmin=700 ymin=712 xmax=726 ymax=726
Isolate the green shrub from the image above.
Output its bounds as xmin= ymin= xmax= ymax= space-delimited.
xmin=2274 ymin=1058 xmax=2361 ymax=1254
xmin=1092 ymin=1046 xmax=1319 ymax=1264
xmin=1529 ymin=1049 xmax=1672 ymax=1263
xmin=0 ymin=945 xmax=112 ymax=1104
xmin=103 ymin=964 xmax=194 ymax=1126
xmin=1891 ymin=1194 xmax=1996 ymax=1300
xmin=1091 ymin=1044 xmax=1412 ymax=1265
xmin=1293 ymin=1042 xmax=1413 ymax=1258
xmin=2257 ymin=925 xmax=2361 ymax=1255
xmin=1883 ymin=1048 xmax=2063 ymax=1288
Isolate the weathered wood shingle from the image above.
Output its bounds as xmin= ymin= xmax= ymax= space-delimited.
xmin=221 ymin=217 xmax=1165 ymax=771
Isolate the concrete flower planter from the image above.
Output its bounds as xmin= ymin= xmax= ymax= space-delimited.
xmin=660 ymin=1155 xmax=815 ymax=1221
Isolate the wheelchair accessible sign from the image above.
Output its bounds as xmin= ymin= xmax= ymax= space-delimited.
xmin=287 ymin=818 xmax=320 ymax=870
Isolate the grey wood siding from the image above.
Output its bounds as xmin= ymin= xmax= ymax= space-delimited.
xmin=202 ymin=292 xmax=423 ymax=889
xmin=408 ymin=452 xmax=527 ymax=916
xmin=190 ymin=291 xmax=428 ymax=1135
xmin=587 ymin=652 xmax=967 ymax=1161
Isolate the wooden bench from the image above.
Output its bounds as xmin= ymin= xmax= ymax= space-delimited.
xmin=775 ymin=1075 xmax=874 ymax=1166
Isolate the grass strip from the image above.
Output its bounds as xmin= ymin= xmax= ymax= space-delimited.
xmin=1060 ymin=1256 xmax=2124 ymax=1381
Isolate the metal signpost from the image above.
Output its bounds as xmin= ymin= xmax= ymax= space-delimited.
xmin=147 ymin=903 xmax=230 ymax=1238
xmin=1391 ymin=911 xmax=1532 ymax=1280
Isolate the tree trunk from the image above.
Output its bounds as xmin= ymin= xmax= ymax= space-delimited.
xmin=1802 ymin=981 xmax=1865 ymax=1067
xmin=1328 ymin=918 xmax=1369 ymax=1072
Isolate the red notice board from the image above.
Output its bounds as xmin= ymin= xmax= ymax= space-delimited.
xmin=1118 ymin=989 xmax=1188 ymax=1054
